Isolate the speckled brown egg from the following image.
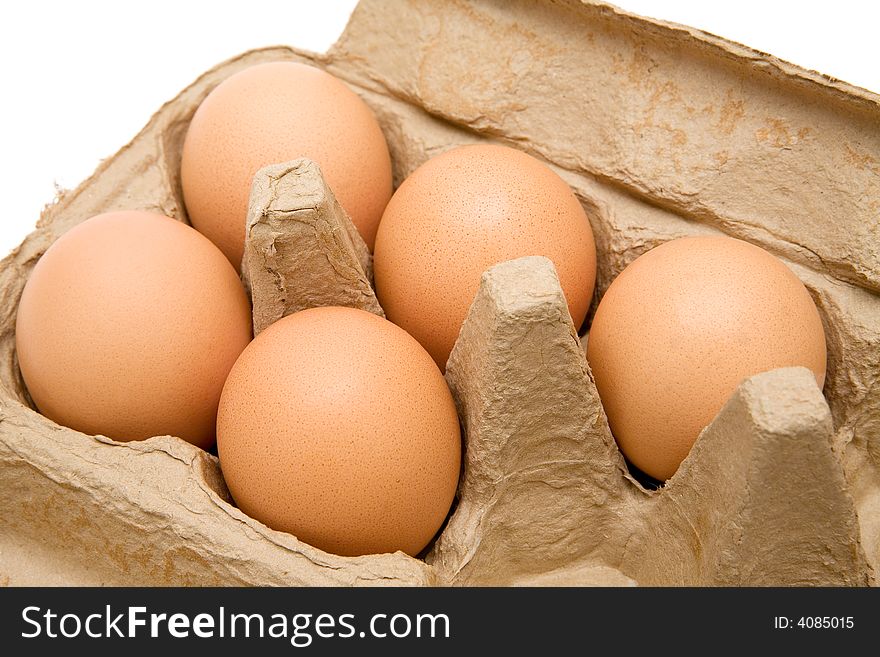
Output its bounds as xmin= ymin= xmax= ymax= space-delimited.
xmin=586 ymin=235 xmax=827 ymax=482
xmin=373 ymin=144 xmax=597 ymax=369
xmin=216 ymin=306 xmax=461 ymax=557
xmin=15 ymin=211 xmax=252 ymax=449
xmin=180 ymin=61 xmax=392 ymax=268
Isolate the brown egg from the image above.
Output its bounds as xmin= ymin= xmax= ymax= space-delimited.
xmin=586 ymin=236 xmax=827 ymax=481
xmin=374 ymin=144 xmax=597 ymax=369
xmin=15 ymin=211 xmax=252 ymax=449
xmin=216 ymin=306 xmax=461 ymax=557
xmin=180 ymin=61 xmax=392 ymax=268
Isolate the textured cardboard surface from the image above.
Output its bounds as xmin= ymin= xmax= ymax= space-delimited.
xmin=428 ymin=257 xmax=637 ymax=585
xmin=622 ymin=367 xmax=869 ymax=586
xmin=0 ymin=410 xmax=434 ymax=585
xmin=0 ymin=0 xmax=877 ymax=585
xmin=242 ymin=158 xmax=382 ymax=336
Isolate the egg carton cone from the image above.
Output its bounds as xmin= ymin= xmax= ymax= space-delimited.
xmin=241 ymin=158 xmax=383 ymax=336
xmin=1 ymin=0 xmax=878 ymax=585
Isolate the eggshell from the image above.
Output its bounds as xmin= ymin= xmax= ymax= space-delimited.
xmin=216 ymin=306 xmax=461 ymax=557
xmin=15 ymin=211 xmax=252 ymax=449
xmin=180 ymin=61 xmax=392 ymax=268
xmin=373 ymin=143 xmax=597 ymax=369
xmin=586 ymin=236 xmax=827 ymax=481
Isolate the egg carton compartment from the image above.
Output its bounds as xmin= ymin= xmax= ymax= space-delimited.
xmin=0 ymin=0 xmax=878 ymax=586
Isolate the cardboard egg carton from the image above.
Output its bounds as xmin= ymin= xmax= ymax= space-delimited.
xmin=0 ymin=0 xmax=877 ymax=586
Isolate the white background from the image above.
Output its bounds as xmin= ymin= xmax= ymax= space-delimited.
xmin=2 ymin=0 xmax=878 ymax=259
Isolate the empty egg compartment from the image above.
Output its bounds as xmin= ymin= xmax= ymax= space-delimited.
xmin=1 ymin=0 xmax=878 ymax=586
